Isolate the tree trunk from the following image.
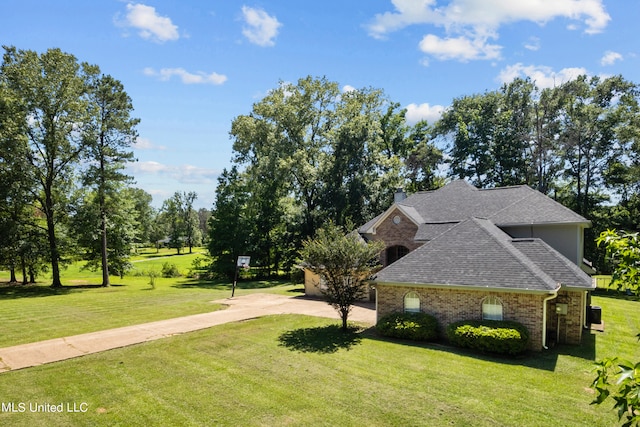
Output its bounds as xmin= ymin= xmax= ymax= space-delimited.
xmin=21 ymin=257 xmax=27 ymax=285
xmin=9 ymin=267 xmax=17 ymax=283
xmin=45 ymin=184 xmax=63 ymax=288
xmin=100 ymin=211 xmax=110 ymax=287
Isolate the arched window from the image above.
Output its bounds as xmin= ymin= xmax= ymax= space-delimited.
xmin=404 ymin=291 xmax=420 ymax=313
xmin=386 ymin=245 xmax=410 ymax=265
xmin=482 ymin=296 xmax=503 ymax=321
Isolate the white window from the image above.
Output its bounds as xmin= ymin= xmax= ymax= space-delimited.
xmin=482 ymin=296 xmax=503 ymax=321
xmin=404 ymin=292 xmax=420 ymax=313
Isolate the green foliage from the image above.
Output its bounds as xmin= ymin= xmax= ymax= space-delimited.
xmin=376 ymin=312 xmax=439 ymax=341
xmin=300 ymin=222 xmax=384 ymax=330
xmin=224 ymin=76 xmax=443 ymax=277
xmin=161 ymin=262 xmax=181 ymax=278
xmin=208 ymin=167 xmax=250 ymax=279
xmin=597 ymin=230 xmax=640 ymax=294
xmin=446 ymin=320 xmax=530 ymax=355
xmin=592 ymin=337 xmax=640 ymax=427
xmin=593 ymin=230 xmax=640 ymax=425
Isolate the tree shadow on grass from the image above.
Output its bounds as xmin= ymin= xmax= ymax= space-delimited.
xmin=0 ymin=283 xmax=72 ymax=299
xmin=278 ymin=324 xmax=364 ymax=354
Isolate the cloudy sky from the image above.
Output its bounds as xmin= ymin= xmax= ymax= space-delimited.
xmin=3 ymin=0 xmax=638 ymax=209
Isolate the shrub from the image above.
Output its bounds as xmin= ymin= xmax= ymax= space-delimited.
xmin=376 ymin=312 xmax=439 ymax=341
xmin=161 ymin=262 xmax=181 ymax=278
xmin=446 ymin=320 xmax=529 ymax=355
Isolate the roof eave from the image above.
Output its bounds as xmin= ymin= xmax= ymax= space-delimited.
xmin=373 ymin=280 xmax=560 ymax=294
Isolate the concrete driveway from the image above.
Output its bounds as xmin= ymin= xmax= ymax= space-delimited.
xmin=0 ymin=293 xmax=375 ymax=373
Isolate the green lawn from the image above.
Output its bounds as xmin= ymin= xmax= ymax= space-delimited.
xmin=0 ymin=250 xmax=302 ymax=347
xmin=1 ymin=257 xmax=639 ymax=425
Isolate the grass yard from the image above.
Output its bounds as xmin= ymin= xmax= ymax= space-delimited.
xmin=0 ymin=250 xmax=302 ymax=347
xmin=0 ymin=291 xmax=639 ymax=426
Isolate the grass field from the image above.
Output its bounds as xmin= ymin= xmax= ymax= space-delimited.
xmin=0 ymin=249 xmax=302 ymax=347
xmin=0 ymin=255 xmax=639 ymax=426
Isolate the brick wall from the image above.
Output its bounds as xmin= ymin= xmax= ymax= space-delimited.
xmin=369 ymin=208 xmax=423 ymax=266
xmin=376 ymin=284 xmax=551 ymax=351
xmin=548 ymin=289 xmax=586 ymax=345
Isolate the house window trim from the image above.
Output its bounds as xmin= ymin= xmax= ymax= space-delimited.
xmin=404 ymin=291 xmax=421 ymax=313
xmin=482 ymin=296 xmax=503 ymax=321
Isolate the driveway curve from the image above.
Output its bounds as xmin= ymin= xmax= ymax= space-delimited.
xmin=0 ymin=293 xmax=375 ymax=373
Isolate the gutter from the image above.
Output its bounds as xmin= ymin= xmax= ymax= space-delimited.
xmin=542 ymin=286 xmax=560 ymax=350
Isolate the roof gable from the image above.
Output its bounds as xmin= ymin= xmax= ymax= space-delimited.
xmin=359 ymin=204 xmax=423 ymax=235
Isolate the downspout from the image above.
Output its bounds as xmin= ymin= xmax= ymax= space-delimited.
xmin=582 ymin=290 xmax=589 ymax=328
xmin=542 ymin=286 xmax=560 ymax=350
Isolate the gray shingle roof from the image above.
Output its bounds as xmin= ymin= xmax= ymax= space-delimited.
xmin=374 ymin=218 xmax=573 ymax=292
xmin=399 ymin=181 xmax=589 ymax=226
xmin=511 ymin=239 xmax=594 ymax=289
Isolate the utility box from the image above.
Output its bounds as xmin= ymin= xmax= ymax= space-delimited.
xmin=555 ymin=303 xmax=568 ymax=315
xmin=590 ymin=306 xmax=602 ymax=324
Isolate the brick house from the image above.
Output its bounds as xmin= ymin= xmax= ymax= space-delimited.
xmin=359 ymin=180 xmax=595 ymax=351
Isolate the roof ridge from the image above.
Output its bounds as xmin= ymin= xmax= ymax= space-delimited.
xmin=485 ymin=186 xmax=534 ymax=221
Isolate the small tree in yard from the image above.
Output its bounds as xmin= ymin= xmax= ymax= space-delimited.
xmin=592 ymin=230 xmax=640 ymax=426
xmin=300 ymin=223 xmax=384 ymax=331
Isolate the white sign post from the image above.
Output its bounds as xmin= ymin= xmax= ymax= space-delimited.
xmin=232 ymin=256 xmax=250 ymax=297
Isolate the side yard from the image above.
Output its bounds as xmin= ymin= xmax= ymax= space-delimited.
xmin=0 ymin=292 xmax=638 ymax=426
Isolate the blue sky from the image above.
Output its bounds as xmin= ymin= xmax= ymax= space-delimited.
xmin=3 ymin=0 xmax=639 ymax=209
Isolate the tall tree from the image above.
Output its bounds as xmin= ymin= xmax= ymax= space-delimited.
xmin=208 ymin=167 xmax=250 ymax=279
xmin=404 ymin=120 xmax=444 ymax=192
xmin=125 ymin=187 xmax=155 ymax=248
xmin=556 ymin=75 xmax=637 ymax=217
xmin=436 ymin=92 xmax=498 ymax=187
xmin=1 ymin=46 xmax=99 ymax=287
xmin=83 ymin=74 xmax=138 ymax=286
xmin=72 ymin=188 xmax=138 ymax=279
xmin=160 ymin=191 xmax=200 ymax=255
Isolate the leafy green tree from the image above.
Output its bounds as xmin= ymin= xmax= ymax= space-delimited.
xmin=436 ymin=92 xmax=499 ymax=187
xmin=405 ymin=120 xmax=444 ymax=192
xmin=227 ymin=76 xmax=419 ymax=275
xmin=592 ymin=230 xmax=640 ymax=426
xmin=180 ymin=191 xmax=200 ymax=254
xmin=208 ymin=167 xmax=250 ymax=279
xmin=197 ymin=208 xmax=211 ymax=244
xmin=1 ymin=46 xmax=99 ymax=287
xmin=300 ymin=222 xmax=384 ymax=331
xmin=72 ymin=189 xmax=137 ymax=279
xmin=556 ymin=75 xmax=639 ymax=218
xmin=161 ymin=193 xmax=185 ymax=254
xmin=125 ymin=187 xmax=155 ymax=248
xmin=82 ymin=74 xmax=138 ymax=286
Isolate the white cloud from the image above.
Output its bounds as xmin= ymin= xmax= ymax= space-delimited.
xmin=419 ymin=34 xmax=501 ymax=61
xmin=128 ymin=161 xmax=219 ymax=184
xmin=524 ymin=37 xmax=540 ymax=51
xmin=120 ymin=3 xmax=179 ymax=43
xmin=144 ymin=67 xmax=227 ymax=85
xmin=369 ymin=0 xmax=610 ymax=37
xmin=342 ymin=85 xmax=357 ymax=93
xmin=405 ymin=103 xmax=446 ymax=125
xmin=241 ymin=6 xmax=281 ymax=47
xmin=133 ymin=137 xmax=166 ymax=151
xmin=601 ymin=50 xmax=623 ymax=66
xmin=497 ymin=63 xmax=588 ymax=89
xmin=368 ymin=0 xmax=610 ymax=62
